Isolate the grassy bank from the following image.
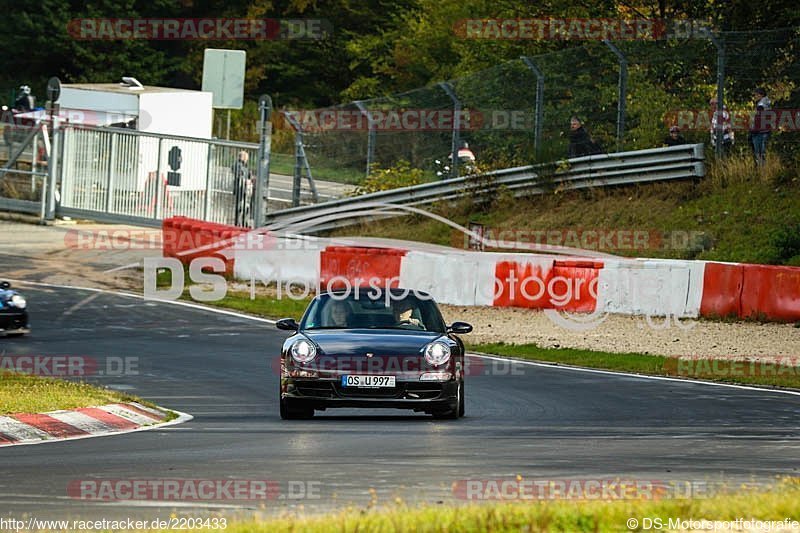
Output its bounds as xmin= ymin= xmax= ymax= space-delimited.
xmin=0 ymin=372 xmax=142 ymax=415
xmin=331 ymin=154 xmax=800 ymax=266
xmin=154 ymin=270 xmax=311 ymax=320
xmin=211 ymin=289 xmax=311 ymax=320
xmin=148 ymin=479 xmax=800 ymax=532
xmin=470 ymin=343 xmax=800 ymax=390
xmin=270 ymin=152 xmax=366 ymax=185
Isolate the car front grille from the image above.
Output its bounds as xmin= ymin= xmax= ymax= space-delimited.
xmin=294 ymin=381 xmax=335 ymax=398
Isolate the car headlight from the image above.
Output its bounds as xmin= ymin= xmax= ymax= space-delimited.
xmin=10 ymin=294 xmax=26 ymax=309
xmin=290 ymin=339 xmax=317 ymax=364
xmin=424 ymin=341 xmax=451 ymax=366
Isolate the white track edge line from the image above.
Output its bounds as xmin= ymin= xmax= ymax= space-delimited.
xmin=467 ymin=352 xmax=800 ymax=397
xmin=5 ymin=279 xmax=277 ymax=324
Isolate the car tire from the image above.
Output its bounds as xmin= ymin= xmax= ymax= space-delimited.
xmin=458 ymin=380 xmax=465 ymax=418
xmin=432 ymin=380 xmax=463 ymax=420
xmin=279 ymin=397 xmax=314 ymax=420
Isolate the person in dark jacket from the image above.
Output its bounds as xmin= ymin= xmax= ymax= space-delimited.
xmin=231 ymin=150 xmax=252 ymax=227
xmin=568 ymin=116 xmax=602 ymax=158
xmin=664 ymin=125 xmax=687 ymax=146
xmin=12 ymin=85 xmax=34 ymax=113
xmin=749 ymin=87 xmax=771 ymax=166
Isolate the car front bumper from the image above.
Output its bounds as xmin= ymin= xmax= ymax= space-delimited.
xmin=0 ymin=311 xmax=29 ymax=336
xmin=281 ymin=378 xmax=459 ymax=411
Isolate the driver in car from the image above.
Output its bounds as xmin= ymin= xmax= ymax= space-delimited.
xmin=392 ymin=300 xmax=422 ymax=328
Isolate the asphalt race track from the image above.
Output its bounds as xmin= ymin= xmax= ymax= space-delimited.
xmin=1 ymin=283 xmax=799 ymax=522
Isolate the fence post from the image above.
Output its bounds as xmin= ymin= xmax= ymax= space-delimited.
xmin=292 ymin=126 xmax=303 ymax=207
xmin=105 ymin=133 xmax=117 ymax=213
xmin=603 ymin=40 xmax=627 ymax=152
xmin=282 ymin=111 xmax=318 ymax=207
xmin=438 ymin=82 xmax=461 ymax=179
xmin=355 ymin=100 xmax=375 ymax=178
xmin=705 ymin=30 xmax=726 ymax=158
xmin=154 ymin=138 xmax=164 ymax=219
xmin=44 ymin=121 xmax=60 ymax=221
xmin=203 ymin=143 xmax=214 ymax=221
xmin=520 ymin=56 xmax=545 ymax=159
xmin=255 ymin=94 xmax=272 ymax=225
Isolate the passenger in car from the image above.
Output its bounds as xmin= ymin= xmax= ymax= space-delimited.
xmin=328 ymin=301 xmax=353 ymax=327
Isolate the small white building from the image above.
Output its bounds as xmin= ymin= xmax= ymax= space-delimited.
xmin=46 ymin=81 xmax=217 ymax=195
xmin=58 ymin=82 xmax=213 ymax=138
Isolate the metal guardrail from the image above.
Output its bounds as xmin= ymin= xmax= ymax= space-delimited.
xmin=264 ymin=143 xmax=705 ymax=233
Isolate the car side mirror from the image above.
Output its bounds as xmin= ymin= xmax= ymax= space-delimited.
xmin=447 ymin=322 xmax=472 ymax=334
xmin=276 ymin=318 xmax=299 ymax=331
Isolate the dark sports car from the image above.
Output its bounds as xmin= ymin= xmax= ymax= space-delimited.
xmin=0 ymin=281 xmax=29 ymax=336
xmin=277 ymin=288 xmax=472 ymax=420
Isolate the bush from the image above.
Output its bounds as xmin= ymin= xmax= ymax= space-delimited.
xmin=353 ymin=160 xmax=425 ymax=195
xmin=769 ymin=221 xmax=800 ymax=265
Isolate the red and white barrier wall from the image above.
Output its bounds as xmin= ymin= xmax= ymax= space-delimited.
xmin=162 ymin=217 xmax=800 ymax=322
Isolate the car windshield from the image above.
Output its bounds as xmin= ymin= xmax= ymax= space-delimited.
xmin=301 ymin=290 xmax=446 ymax=332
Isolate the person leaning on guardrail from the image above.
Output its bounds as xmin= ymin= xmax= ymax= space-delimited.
xmin=567 ymin=116 xmax=602 ymax=158
xmin=664 ymin=125 xmax=688 ymax=146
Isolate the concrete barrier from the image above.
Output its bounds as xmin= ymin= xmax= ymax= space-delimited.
xmin=162 ymin=217 xmax=800 ymax=322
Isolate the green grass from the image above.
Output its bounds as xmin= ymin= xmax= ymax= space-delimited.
xmin=144 ymin=479 xmax=800 ymax=532
xmin=0 ymin=372 xmax=143 ymax=415
xmin=271 ymin=152 xmax=367 ymax=185
xmin=469 ymin=342 xmax=800 ymax=390
xmin=330 ymin=153 xmax=800 ymax=265
xmin=213 ymin=289 xmax=311 ymax=320
xmin=154 ymin=269 xmax=312 ymax=320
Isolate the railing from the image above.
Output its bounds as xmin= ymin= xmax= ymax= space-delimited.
xmin=263 ymin=143 xmax=705 ymax=233
xmin=56 ymin=124 xmax=325 ymax=227
xmin=0 ymin=120 xmax=50 ymax=218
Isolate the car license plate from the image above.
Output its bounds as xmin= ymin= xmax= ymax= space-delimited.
xmin=341 ymin=375 xmax=396 ymax=388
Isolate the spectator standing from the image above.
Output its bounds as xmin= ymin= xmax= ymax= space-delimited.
xmin=456 ymin=141 xmax=476 ymax=164
xmin=568 ymin=116 xmax=602 ymax=158
xmin=231 ymin=151 xmax=252 ymax=227
xmin=749 ymin=87 xmax=771 ymax=166
xmin=12 ymin=85 xmax=34 ymax=113
xmin=709 ymin=97 xmax=734 ymax=155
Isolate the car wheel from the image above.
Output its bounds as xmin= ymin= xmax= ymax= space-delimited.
xmin=432 ymin=380 xmax=462 ymax=420
xmin=458 ymin=380 xmax=465 ymax=418
xmin=279 ymin=397 xmax=314 ymax=420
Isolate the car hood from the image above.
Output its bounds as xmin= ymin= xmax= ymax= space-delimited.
xmin=302 ymin=329 xmax=443 ymax=357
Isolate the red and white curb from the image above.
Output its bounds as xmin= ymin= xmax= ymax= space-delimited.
xmin=0 ymin=402 xmax=192 ymax=447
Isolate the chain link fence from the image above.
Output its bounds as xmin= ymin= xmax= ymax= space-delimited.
xmin=275 ymin=27 xmax=800 ymax=184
